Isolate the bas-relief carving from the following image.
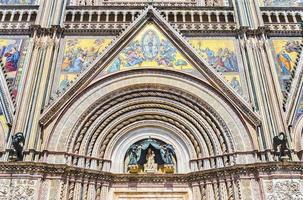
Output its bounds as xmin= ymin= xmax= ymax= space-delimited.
xmin=266 ymin=180 xmax=303 ymax=200
xmin=241 ymin=179 xmax=252 ymax=200
xmin=0 ymin=179 xmax=36 ymax=200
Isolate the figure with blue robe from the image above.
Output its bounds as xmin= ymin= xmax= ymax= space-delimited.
xmin=4 ymin=47 xmax=20 ymax=72
xmin=66 ymin=53 xmax=86 ymax=73
xmin=107 ymin=58 xmax=121 ymax=73
xmin=277 ymin=50 xmax=292 ymax=75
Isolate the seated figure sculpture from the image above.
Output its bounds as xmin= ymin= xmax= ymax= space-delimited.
xmin=144 ymin=148 xmax=157 ymax=173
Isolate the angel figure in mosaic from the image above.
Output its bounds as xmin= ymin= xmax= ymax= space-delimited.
xmin=157 ymin=40 xmax=176 ymax=67
xmin=124 ymin=41 xmax=144 ymax=67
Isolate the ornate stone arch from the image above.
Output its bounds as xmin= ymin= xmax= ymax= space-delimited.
xmin=43 ymin=69 xmax=257 ymax=171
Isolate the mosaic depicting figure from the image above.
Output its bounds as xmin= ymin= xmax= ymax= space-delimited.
xmin=0 ymin=39 xmax=28 ymax=98
xmin=192 ymin=41 xmax=239 ymax=73
xmin=189 ymin=39 xmax=243 ymax=95
xmin=105 ymin=24 xmax=194 ymax=75
xmin=58 ymin=38 xmax=112 ymax=88
xmin=3 ymin=47 xmax=20 ymax=72
xmin=272 ymin=39 xmax=301 ymax=95
xmin=142 ymin=30 xmax=160 ymax=60
xmin=275 ymin=41 xmax=300 ymax=75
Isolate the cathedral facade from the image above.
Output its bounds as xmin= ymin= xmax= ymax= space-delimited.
xmin=0 ymin=0 xmax=303 ymax=199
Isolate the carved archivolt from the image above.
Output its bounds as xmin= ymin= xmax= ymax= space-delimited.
xmin=72 ymin=88 xmax=230 ymax=156
xmin=68 ymin=86 xmax=236 ymax=165
xmin=44 ymin=70 xmax=254 ymax=171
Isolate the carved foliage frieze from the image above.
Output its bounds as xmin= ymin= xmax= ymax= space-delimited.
xmin=0 ymin=179 xmax=36 ymax=200
xmin=266 ymin=179 xmax=303 ymax=200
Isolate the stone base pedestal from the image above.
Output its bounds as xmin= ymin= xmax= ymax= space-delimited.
xmin=128 ymin=165 xmax=139 ymax=173
xmin=163 ymin=164 xmax=174 ymax=173
xmin=280 ymin=156 xmax=290 ymax=162
xmin=144 ymin=163 xmax=158 ymax=173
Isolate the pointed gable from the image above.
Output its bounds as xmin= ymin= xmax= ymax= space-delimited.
xmin=40 ymin=6 xmax=261 ymax=127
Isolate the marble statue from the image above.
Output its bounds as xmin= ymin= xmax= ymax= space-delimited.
xmin=160 ymin=144 xmax=174 ymax=164
xmin=144 ymin=148 xmax=157 ymax=172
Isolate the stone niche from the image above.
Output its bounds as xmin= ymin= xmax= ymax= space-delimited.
xmin=124 ymin=138 xmax=177 ymax=174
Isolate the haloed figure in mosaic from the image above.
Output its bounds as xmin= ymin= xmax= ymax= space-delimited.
xmin=276 ymin=41 xmax=300 ymax=75
xmin=58 ymin=38 xmax=112 ymax=89
xmin=0 ymin=39 xmax=28 ymax=98
xmin=106 ymin=24 xmax=193 ymax=74
xmin=189 ymin=39 xmax=243 ymax=95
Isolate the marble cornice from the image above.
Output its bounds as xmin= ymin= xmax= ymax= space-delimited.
xmin=0 ymin=23 xmax=302 ymax=37
xmin=237 ymin=25 xmax=303 ymax=37
xmin=65 ymin=5 xmax=233 ymax=11
xmin=29 ymin=25 xmax=65 ymax=36
xmin=0 ymin=21 xmax=300 ymax=37
xmin=0 ymin=161 xmax=302 ymax=183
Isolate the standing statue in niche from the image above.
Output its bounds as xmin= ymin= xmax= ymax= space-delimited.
xmin=128 ymin=145 xmax=140 ymax=165
xmin=160 ymin=144 xmax=174 ymax=164
xmin=273 ymin=132 xmax=291 ymax=161
xmin=9 ymin=132 xmax=25 ymax=161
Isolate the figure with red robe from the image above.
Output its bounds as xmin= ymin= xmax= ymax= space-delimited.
xmin=4 ymin=47 xmax=20 ymax=72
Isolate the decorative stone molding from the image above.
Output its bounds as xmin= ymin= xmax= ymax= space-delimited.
xmin=0 ymin=161 xmax=302 ymax=183
xmin=0 ymin=179 xmax=36 ymax=200
xmin=266 ymin=180 xmax=303 ymax=200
